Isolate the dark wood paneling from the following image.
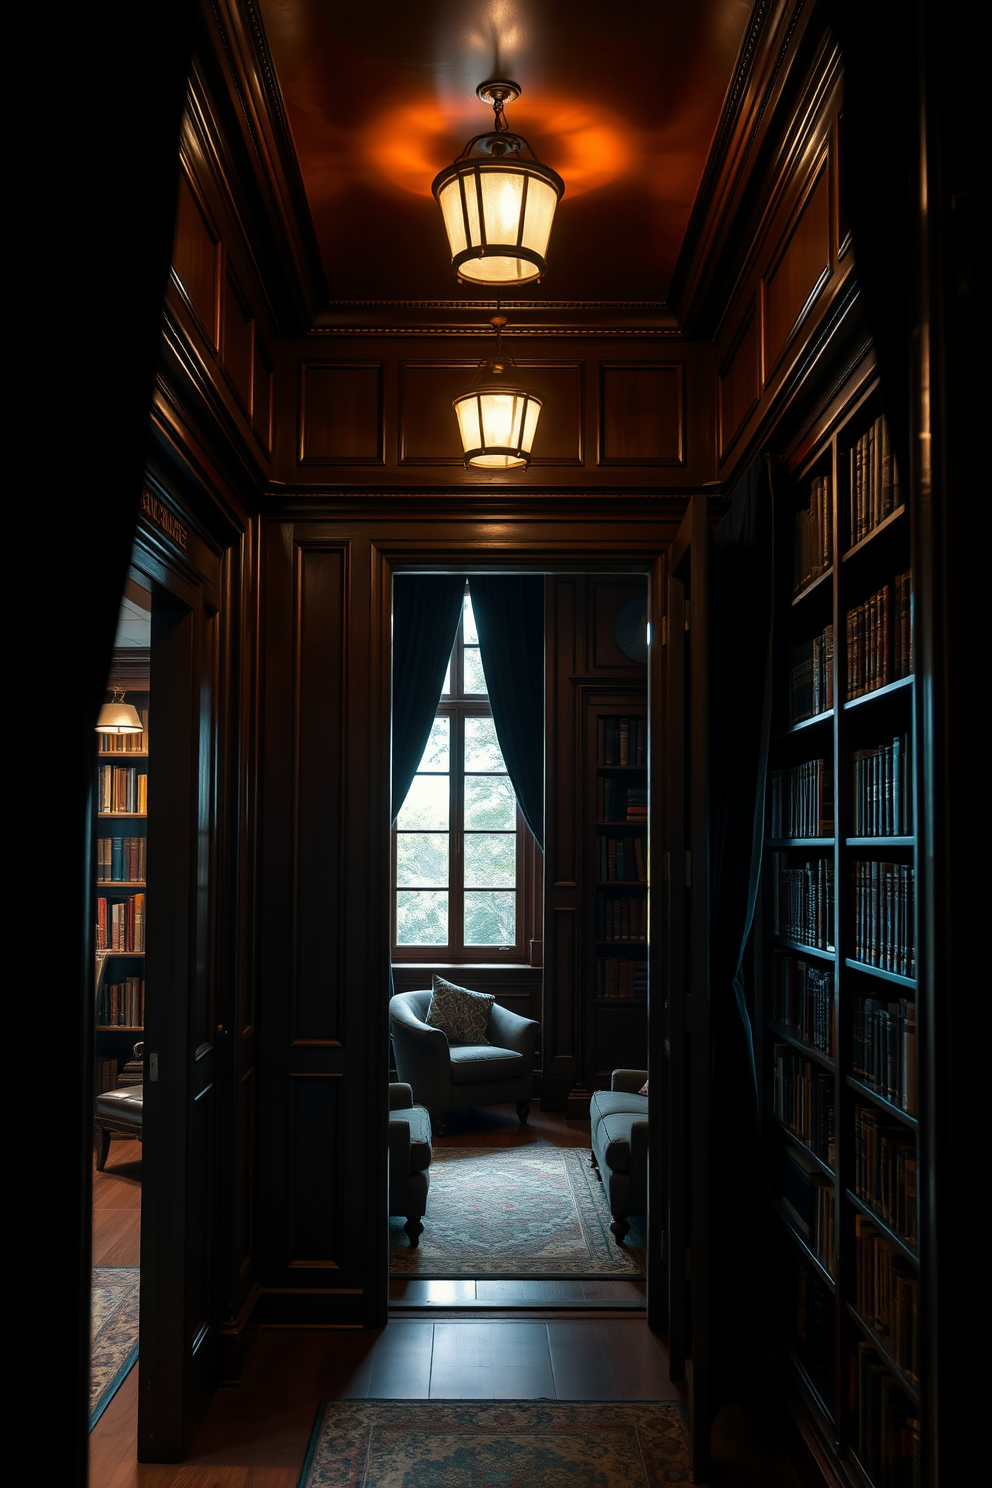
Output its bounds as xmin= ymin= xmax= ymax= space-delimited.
xmin=172 ymin=170 xmax=220 ymax=348
xmin=599 ymin=363 xmax=685 ymax=465
xmin=298 ymin=362 xmax=385 ymax=465
xmin=295 ymin=545 xmax=345 ymax=1041
xmin=398 ymin=360 xmax=584 ymax=466
xmin=222 ymin=267 xmax=253 ymax=416
xmin=589 ymin=578 xmax=649 ymax=673
xmin=288 ymin=1073 xmax=342 ymax=1261
xmin=763 ymin=154 xmax=831 ymax=381
xmin=717 ymin=302 xmax=760 ymax=465
xmin=253 ymin=331 xmax=273 ymax=457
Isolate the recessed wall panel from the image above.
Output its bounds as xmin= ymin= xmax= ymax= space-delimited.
xmin=222 ymin=268 xmax=253 ymax=415
xmin=288 ymin=1074 xmax=341 ymax=1263
xmin=718 ymin=305 xmax=760 ymax=463
xmin=764 ymin=161 xmax=831 ymax=378
xmin=399 ymin=361 xmax=583 ymax=465
xmin=599 ymin=363 xmax=684 ymax=465
xmin=299 ymin=362 xmax=384 ymax=465
xmin=172 ymin=172 xmax=220 ymax=347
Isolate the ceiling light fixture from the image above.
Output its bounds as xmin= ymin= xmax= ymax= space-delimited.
xmin=453 ymin=312 xmax=542 ymax=469
xmin=432 ymin=81 xmax=564 ymax=287
xmin=96 ymin=657 xmax=144 ymax=735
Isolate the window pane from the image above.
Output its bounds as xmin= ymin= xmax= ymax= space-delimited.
xmin=465 ymin=891 xmax=516 ymax=945
xmin=465 ymin=832 xmax=516 ymax=887
xmin=464 ymin=716 xmax=505 ymax=772
xmin=463 ymin=593 xmax=478 ymax=644
xmin=441 ymin=657 xmax=451 ymax=695
xmin=418 ymin=716 xmax=450 ymax=772
xmin=396 ymin=833 xmax=449 ymax=887
xmin=396 ymin=890 xmax=448 ymax=944
xmin=463 ymin=646 xmax=487 ymax=694
xmin=396 ymin=775 xmax=449 ymax=829
xmin=465 ymin=774 xmax=516 ymax=829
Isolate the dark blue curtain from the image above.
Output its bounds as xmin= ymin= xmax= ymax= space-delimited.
xmin=390 ymin=575 xmax=466 ymax=825
xmin=468 ymin=574 xmax=545 ymax=850
xmin=706 ymin=455 xmax=775 ymax=1403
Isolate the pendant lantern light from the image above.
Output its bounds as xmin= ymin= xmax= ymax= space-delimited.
xmin=453 ymin=314 xmax=542 ymax=469
xmin=432 ymin=80 xmax=564 ymax=287
xmin=96 ymin=657 xmax=144 ymax=735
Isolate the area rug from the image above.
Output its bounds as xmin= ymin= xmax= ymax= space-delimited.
xmin=389 ymin=1148 xmax=646 ymax=1279
xmin=90 ymin=1266 xmax=139 ymax=1429
xmin=299 ymin=1400 xmax=691 ymax=1486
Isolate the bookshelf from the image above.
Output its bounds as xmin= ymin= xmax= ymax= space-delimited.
xmin=586 ymin=699 xmax=648 ymax=1089
xmin=760 ymin=372 xmax=920 ymax=1486
xmin=94 ymin=670 xmax=149 ymax=1095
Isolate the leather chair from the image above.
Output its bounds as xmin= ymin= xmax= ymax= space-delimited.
xmin=388 ymin=1081 xmax=432 ymax=1245
xmin=389 ymin=989 xmax=539 ymax=1134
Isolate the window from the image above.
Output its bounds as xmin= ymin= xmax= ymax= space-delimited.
xmin=391 ymin=585 xmax=540 ymax=963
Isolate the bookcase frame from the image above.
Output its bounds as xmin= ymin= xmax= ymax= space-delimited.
xmin=758 ymin=364 xmax=921 ymax=1487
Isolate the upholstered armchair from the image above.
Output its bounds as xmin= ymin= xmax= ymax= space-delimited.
xmin=388 ymin=1081 xmax=432 ymax=1246
xmin=389 ymin=985 xmax=539 ymax=1134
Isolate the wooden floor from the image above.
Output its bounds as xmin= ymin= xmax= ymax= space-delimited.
xmin=89 ymin=1102 xmax=824 ymax=1488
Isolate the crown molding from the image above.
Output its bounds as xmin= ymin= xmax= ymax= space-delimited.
xmin=309 ymin=301 xmax=681 ymax=337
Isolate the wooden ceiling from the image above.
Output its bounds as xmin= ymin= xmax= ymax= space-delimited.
xmin=257 ymin=0 xmax=755 ymax=319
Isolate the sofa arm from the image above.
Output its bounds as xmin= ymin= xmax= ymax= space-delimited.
xmin=389 ymin=1082 xmax=414 ymax=1110
xmin=611 ymin=1068 xmax=648 ymax=1094
xmin=629 ymin=1117 xmax=649 ymax=1179
xmin=488 ymin=1001 xmax=540 ymax=1057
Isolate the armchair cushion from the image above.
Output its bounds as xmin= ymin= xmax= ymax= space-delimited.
xmin=425 ymin=973 xmax=494 ymax=1044
xmin=449 ymin=1044 xmax=526 ymax=1083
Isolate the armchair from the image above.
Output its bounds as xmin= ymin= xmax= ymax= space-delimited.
xmin=389 ymin=988 xmax=539 ymax=1134
xmin=388 ymin=1081 xmax=432 ymax=1246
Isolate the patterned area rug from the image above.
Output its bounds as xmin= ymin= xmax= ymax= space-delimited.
xmin=298 ymin=1400 xmax=691 ymax=1486
xmin=90 ymin=1266 xmax=140 ymax=1429
xmin=389 ymin=1147 xmax=647 ymax=1278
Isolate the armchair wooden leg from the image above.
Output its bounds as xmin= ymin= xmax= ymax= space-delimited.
xmin=609 ymin=1216 xmax=630 ymax=1246
xmin=429 ymin=1110 xmax=447 ymax=1136
xmin=516 ymin=1102 xmax=530 ymax=1125
xmin=404 ymin=1217 xmax=424 ymax=1247
xmin=95 ymin=1126 xmax=111 ymax=1172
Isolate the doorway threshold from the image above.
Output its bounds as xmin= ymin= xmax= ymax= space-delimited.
xmin=389 ymin=1278 xmax=647 ymax=1313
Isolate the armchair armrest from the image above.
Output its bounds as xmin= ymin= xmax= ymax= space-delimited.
xmin=611 ymin=1068 xmax=649 ymax=1094
xmin=488 ymin=1001 xmax=540 ymax=1057
xmin=389 ymin=1082 xmax=414 ymax=1110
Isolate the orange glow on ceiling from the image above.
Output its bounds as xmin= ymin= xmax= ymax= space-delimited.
xmin=359 ymin=96 xmax=636 ymax=201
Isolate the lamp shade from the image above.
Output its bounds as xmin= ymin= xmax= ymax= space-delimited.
xmin=432 ymin=83 xmax=564 ymax=287
xmin=453 ymin=355 xmax=542 ymax=469
xmin=96 ymin=698 xmax=144 ymax=734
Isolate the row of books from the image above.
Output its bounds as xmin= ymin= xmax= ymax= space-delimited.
xmin=598 ymin=778 xmax=647 ymax=822
xmin=596 ymin=894 xmax=646 ymax=942
xmin=852 ymin=995 xmax=917 ymax=1114
xmin=96 ymin=975 xmax=145 ymax=1029
xmin=845 ymin=573 xmax=912 ymax=699
xmin=771 ymin=1045 xmax=836 ymax=1163
xmin=778 ymin=1251 xmax=835 ymax=1390
xmin=792 ymin=473 xmax=832 ymax=594
xmin=96 ymin=893 xmax=147 ymax=952
xmin=770 ymin=853 xmax=835 ymax=951
xmin=769 ymin=757 xmax=833 ymax=838
xmin=852 ymin=861 xmax=916 ymax=977
xmin=852 ymin=735 xmax=912 ymax=837
xmin=855 ymin=1216 xmax=919 ymax=1384
xmin=788 ymin=624 xmax=834 ymax=723
xmin=778 ymin=1144 xmax=835 ymax=1274
xmin=596 ymin=956 xmax=647 ymax=1000
xmin=771 ymin=952 xmax=836 ymax=1056
xmin=95 ymin=1057 xmax=122 ymax=1094
xmin=598 ymin=715 xmax=646 ymax=766
xmin=849 ymin=1340 xmax=920 ymax=1488
xmin=97 ymin=764 xmax=148 ymax=815
xmin=97 ymin=708 xmax=149 ymax=752
xmin=854 ymin=1103 xmax=918 ymax=1247
xmin=598 ymin=834 xmax=647 ymax=882
xmin=97 ymin=834 xmax=148 ymax=883
xmin=848 ymin=413 xmax=901 ymax=547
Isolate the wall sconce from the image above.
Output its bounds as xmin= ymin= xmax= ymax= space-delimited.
xmin=96 ymin=657 xmax=144 ymax=735
xmin=453 ymin=314 xmax=542 ymax=469
xmin=432 ymin=81 xmax=564 ymax=287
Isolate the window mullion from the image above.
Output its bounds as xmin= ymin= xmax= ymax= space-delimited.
xmin=451 ymin=708 xmax=466 ymax=959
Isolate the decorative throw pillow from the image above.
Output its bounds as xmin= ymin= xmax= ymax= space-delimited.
xmin=425 ymin=974 xmax=494 ymax=1045
xmin=639 ymin=1079 xmax=649 ymax=1096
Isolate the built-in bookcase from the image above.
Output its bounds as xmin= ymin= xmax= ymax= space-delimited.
xmin=94 ymin=662 xmax=149 ymax=1094
xmin=760 ymin=371 xmax=921 ymax=1488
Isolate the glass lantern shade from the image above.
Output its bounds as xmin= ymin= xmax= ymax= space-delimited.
xmin=453 ymin=358 xmax=542 ymax=469
xmin=432 ymin=138 xmax=564 ymax=287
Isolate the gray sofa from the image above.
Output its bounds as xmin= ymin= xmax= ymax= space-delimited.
xmin=589 ymin=1067 xmax=649 ymax=1245
xmin=388 ymin=1082 xmax=433 ymax=1246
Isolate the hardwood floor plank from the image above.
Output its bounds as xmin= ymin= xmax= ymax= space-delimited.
xmin=366 ymin=1321 xmax=434 ymax=1399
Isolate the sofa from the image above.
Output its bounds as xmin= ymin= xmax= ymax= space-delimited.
xmin=388 ymin=1081 xmax=433 ymax=1245
xmin=589 ymin=1067 xmax=648 ymax=1245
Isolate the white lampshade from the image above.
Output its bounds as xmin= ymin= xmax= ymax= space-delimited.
xmin=453 ymin=356 xmax=542 ymax=469
xmin=432 ymin=82 xmax=564 ymax=287
xmin=96 ymin=695 xmax=144 ymax=735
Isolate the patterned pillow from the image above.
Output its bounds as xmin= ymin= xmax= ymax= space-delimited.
xmin=639 ymin=1079 xmax=649 ymax=1096
xmin=425 ymin=975 xmax=494 ymax=1044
